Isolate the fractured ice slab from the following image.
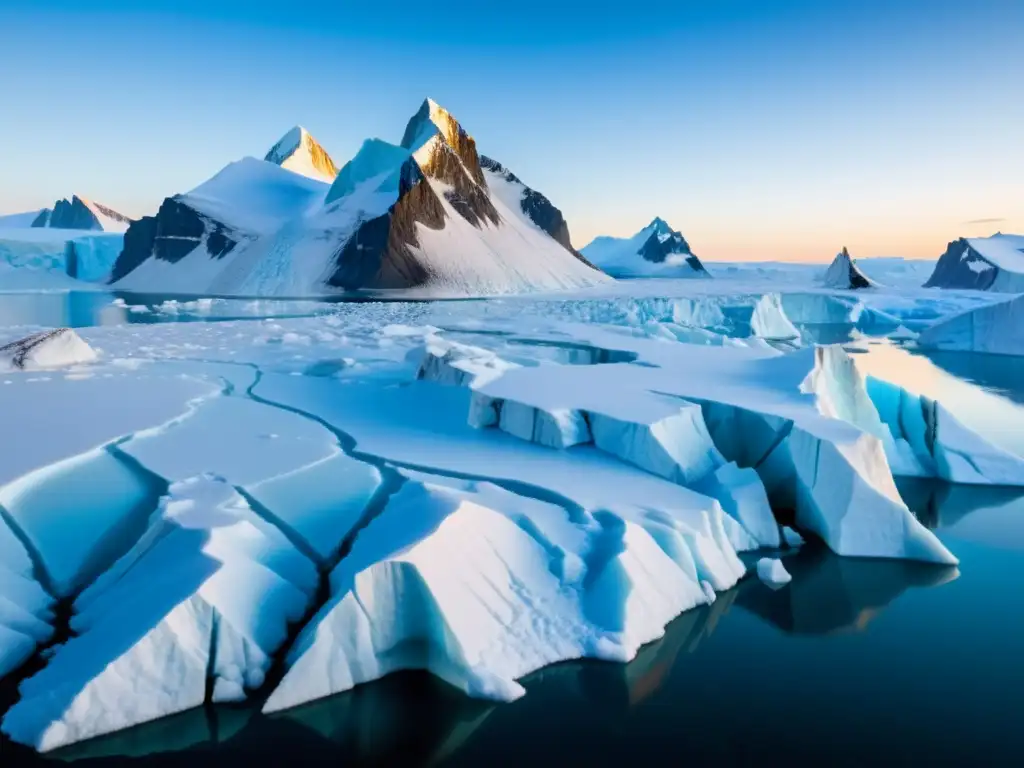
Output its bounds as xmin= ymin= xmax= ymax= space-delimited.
xmin=0 ymin=447 xmax=158 ymax=597
xmin=2 ymin=476 xmax=317 ymax=753
xmin=264 ymin=476 xmax=739 ymax=714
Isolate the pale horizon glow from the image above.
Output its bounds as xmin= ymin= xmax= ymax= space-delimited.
xmin=0 ymin=1 xmax=1021 ymax=262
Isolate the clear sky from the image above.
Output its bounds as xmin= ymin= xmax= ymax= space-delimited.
xmin=1 ymin=0 xmax=1021 ymax=261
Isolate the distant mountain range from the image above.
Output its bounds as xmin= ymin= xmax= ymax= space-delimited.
xmin=0 ymin=196 xmax=132 ymax=233
xmin=107 ymin=99 xmax=607 ymax=297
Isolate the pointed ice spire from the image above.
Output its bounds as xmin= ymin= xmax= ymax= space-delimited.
xmin=823 ymin=246 xmax=877 ymax=289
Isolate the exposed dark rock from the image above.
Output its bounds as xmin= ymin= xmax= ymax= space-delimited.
xmin=328 ymin=159 xmax=446 ymax=290
xmin=401 ymin=99 xmax=487 ymax=186
xmin=109 ymin=197 xmax=238 ymax=283
xmin=0 ymin=328 xmax=73 ymax=369
xmin=924 ymin=238 xmax=998 ymax=290
xmin=30 ymin=196 xmax=132 ymax=231
xmin=418 ymin=139 xmax=499 ymax=228
xmin=479 ymin=155 xmax=603 ymax=271
xmin=636 ymin=218 xmax=707 ymax=274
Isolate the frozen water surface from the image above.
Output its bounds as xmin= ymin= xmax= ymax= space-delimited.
xmin=1 ymin=278 xmax=1022 ymax=763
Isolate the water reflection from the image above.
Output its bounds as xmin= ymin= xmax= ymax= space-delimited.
xmin=918 ymin=349 xmax=1024 ymax=407
xmin=50 ymin=705 xmax=253 ymax=762
xmin=735 ymin=546 xmax=958 ymax=636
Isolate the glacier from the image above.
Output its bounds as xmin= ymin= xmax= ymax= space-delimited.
xmin=0 ymin=229 xmax=125 ymax=288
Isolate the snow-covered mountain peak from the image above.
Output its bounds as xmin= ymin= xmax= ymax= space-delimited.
xmin=400 ymin=99 xmax=486 ymax=186
xmin=581 ymin=217 xmax=707 ymax=278
xmin=264 ymin=126 xmax=339 ymax=183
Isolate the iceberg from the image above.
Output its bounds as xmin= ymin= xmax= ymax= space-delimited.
xmin=917 ymin=293 xmax=1024 ymax=357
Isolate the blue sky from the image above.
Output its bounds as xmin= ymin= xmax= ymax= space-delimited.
xmin=1 ymin=0 xmax=1021 ymax=260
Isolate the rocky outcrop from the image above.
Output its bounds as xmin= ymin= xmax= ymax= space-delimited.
xmin=639 ymin=219 xmax=706 ymax=273
xmin=925 ymin=238 xmax=999 ymax=290
xmin=109 ymin=198 xmax=238 ymax=283
xmin=480 ymin=156 xmax=570 ymax=249
xmin=31 ymin=196 xmax=131 ymax=231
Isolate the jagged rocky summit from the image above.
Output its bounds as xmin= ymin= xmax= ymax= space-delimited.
xmin=580 ymin=217 xmax=709 ymax=278
xmin=822 ymin=247 xmax=876 ymax=289
xmin=30 ymin=196 xmax=132 ymax=233
xmin=109 ymin=99 xmax=608 ymax=297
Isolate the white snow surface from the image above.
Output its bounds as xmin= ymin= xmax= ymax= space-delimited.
xmin=0 ymin=210 xmax=45 ymax=229
xmin=966 ymin=233 xmax=1024 ymax=274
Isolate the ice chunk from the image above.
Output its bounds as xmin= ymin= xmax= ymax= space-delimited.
xmin=3 ymin=476 xmax=315 ymax=752
xmin=756 ymin=558 xmax=792 ymax=588
xmin=782 ymin=526 xmax=805 ymax=548
xmin=246 ymin=453 xmax=383 ymax=562
xmin=416 ymin=337 xmax=521 ymax=388
xmin=0 ymin=328 xmax=97 ymax=372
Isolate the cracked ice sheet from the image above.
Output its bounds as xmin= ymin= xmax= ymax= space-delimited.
xmin=264 ymin=474 xmax=740 ymax=714
xmin=253 ymin=373 xmax=749 ymax=562
xmin=2 ymin=476 xmax=316 ymax=753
